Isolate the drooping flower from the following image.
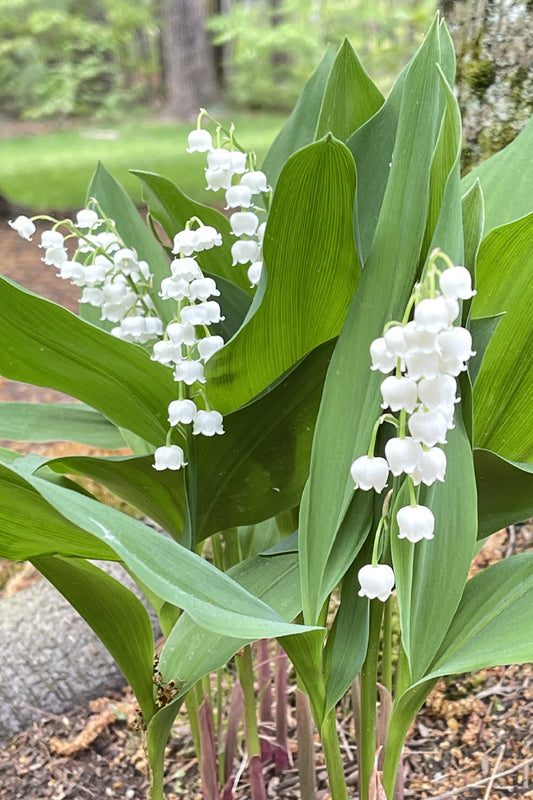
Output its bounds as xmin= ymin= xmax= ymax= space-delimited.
xmin=350 ymin=455 xmax=389 ymax=492
xmin=168 ymin=399 xmax=198 ymax=426
xmin=187 ymin=129 xmax=213 ymax=153
xmin=230 ymin=211 xmax=259 ymax=237
xmin=439 ymin=266 xmax=475 ymax=300
xmin=358 ymin=564 xmax=395 ymax=602
xmin=197 ymin=335 xmax=224 ymax=361
xmin=408 ymin=408 xmax=448 ymax=447
xmin=76 ymin=209 xmax=99 ymax=229
xmin=414 ymin=297 xmax=451 ymax=333
xmin=225 ymin=184 xmax=253 ymax=209
xmin=370 ymin=337 xmax=397 ymax=373
xmin=172 ymin=229 xmax=200 ymax=256
xmin=248 ymin=261 xmax=263 ymax=287
xmin=173 ymin=359 xmax=206 ymax=385
xmin=397 ymin=504 xmax=435 ymax=542
xmin=240 ymin=170 xmax=269 ymax=194
xmin=153 ymin=444 xmax=187 ymax=471
xmin=384 ymin=437 xmax=423 ymax=476
xmin=380 ymin=375 xmax=418 ymax=413
xmin=9 ymin=215 xmax=36 ymax=241
xmin=193 ymin=409 xmax=224 ymax=436
xmin=231 ymin=239 xmax=260 ymax=265
xmin=411 ymin=446 xmax=447 ymax=486
xmin=40 ymin=230 xmax=64 ymax=249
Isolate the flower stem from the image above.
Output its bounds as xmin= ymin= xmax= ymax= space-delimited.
xmin=359 ymin=600 xmax=384 ymax=800
xmin=320 ymin=707 xmax=349 ymax=800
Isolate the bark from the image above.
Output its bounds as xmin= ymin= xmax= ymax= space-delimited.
xmin=0 ymin=564 xmax=159 ymax=744
xmin=161 ymin=0 xmax=218 ymax=120
xmin=439 ymin=0 xmax=533 ymax=169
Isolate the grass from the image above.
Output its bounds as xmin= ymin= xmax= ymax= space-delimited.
xmin=0 ymin=110 xmax=286 ymax=211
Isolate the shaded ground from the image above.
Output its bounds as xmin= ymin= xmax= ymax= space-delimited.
xmin=0 ymin=220 xmax=532 ymax=799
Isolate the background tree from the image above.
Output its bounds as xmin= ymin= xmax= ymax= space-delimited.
xmin=161 ymin=0 xmax=218 ymax=120
xmin=439 ymin=0 xmax=533 ymax=169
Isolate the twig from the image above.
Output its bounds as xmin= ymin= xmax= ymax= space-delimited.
xmin=429 ymin=754 xmax=533 ymax=798
xmin=482 ymin=744 xmax=505 ymax=800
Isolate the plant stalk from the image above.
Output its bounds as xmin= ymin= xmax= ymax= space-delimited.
xmin=359 ymin=600 xmax=384 ymax=800
xmin=320 ymin=707 xmax=349 ymax=800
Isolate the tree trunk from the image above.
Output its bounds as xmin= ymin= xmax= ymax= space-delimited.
xmin=161 ymin=0 xmax=218 ymax=120
xmin=439 ymin=0 xmax=533 ymax=169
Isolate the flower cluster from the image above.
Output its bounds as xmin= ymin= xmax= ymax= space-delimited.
xmin=186 ymin=114 xmax=270 ymax=288
xmin=353 ymin=251 xmax=476 ymax=602
xmin=152 ymin=219 xmax=226 ymax=472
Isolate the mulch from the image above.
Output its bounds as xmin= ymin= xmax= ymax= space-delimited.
xmin=0 ymin=217 xmax=532 ymax=799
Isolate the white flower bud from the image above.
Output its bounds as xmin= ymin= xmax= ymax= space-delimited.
xmin=350 ymin=455 xmax=389 ymax=492
xmin=248 ymin=261 xmax=263 ymax=287
xmin=397 ymin=504 xmax=435 ymax=542
xmin=240 ymin=170 xmax=269 ymax=194
xmin=187 ymin=129 xmax=212 ymax=153
xmin=153 ymin=445 xmax=187 ymax=471
xmin=358 ymin=564 xmax=395 ymax=602
xmin=193 ymin=409 xmax=225 ymax=436
xmin=370 ymin=337 xmax=396 ymax=373
xmin=439 ymin=266 xmax=475 ymax=300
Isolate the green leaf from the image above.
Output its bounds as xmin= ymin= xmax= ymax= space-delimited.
xmin=391 ymin=417 xmax=478 ymax=680
xmin=86 ymin=163 xmax=172 ymax=325
xmin=132 ymin=170 xmax=253 ymax=297
xmin=474 ymin=448 xmax=533 ymax=538
xmin=315 ymin=39 xmax=384 ymax=142
xmin=469 ymin=314 xmax=504 ymax=386
xmin=33 ymin=555 xmax=156 ymax=720
xmin=0 ymin=402 xmax=126 ymax=448
xmin=300 ymin=16 xmax=445 ymax=624
xmin=0 ymin=461 xmax=118 ymax=561
xmin=23 ymin=472 xmax=319 ymax=640
xmin=472 ymin=213 xmax=533 ymax=462
xmin=0 ymin=275 xmax=174 ymax=446
xmin=461 ymin=113 xmax=533 ymax=234
xmin=207 ymin=135 xmax=360 ymax=414
xmin=261 ymin=47 xmax=336 ymax=190
xmin=44 ymin=454 xmax=185 ymax=541
xmin=427 ymin=552 xmax=533 ymax=677
xmin=461 ymin=179 xmax=485 ymax=275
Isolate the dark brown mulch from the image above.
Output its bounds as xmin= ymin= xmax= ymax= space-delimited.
xmin=0 ymin=219 xmax=532 ymax=800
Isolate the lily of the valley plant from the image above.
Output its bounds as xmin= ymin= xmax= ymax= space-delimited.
xmin=2 ymin=14 xmax=533 ymax=800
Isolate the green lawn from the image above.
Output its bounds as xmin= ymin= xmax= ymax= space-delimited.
xmin=0 ymin=111 xmax=285 ymax=211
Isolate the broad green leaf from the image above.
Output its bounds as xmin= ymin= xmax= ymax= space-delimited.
xmin=461 ymin=179 xmax=485 ymax=274
xmin=44 ymin=454 xmax=185 ymax=541
xmin=426 ymin=552 xmax=533 ymax=677
xmin=472 ymin=213 xmax=533 ymax=462
xmin=261 ymin=47 xmax=336 ymax=189
xmin=207 ymin=135 xmax=360 ymax=414
xmin=0 ymin=402 xmax=126 ymax=448
xmin=86 ymin=163 xmax=172 ymax=325
xmin=33 ymin=555 xmax=156 ymax=720
xmin=159 ymin=551 xmax=303 ymax=688
xmin=461 ymin=113 xmax=533 ymax=234
xmin=300 ymin=17 xmax=444 ymax=624
xmin=0 ymin=461 xmax=117 ymax=561
xmin=23 ymin=472 xmax=319 ymax=640
xmin=0 ymin=275 xmax=174 ymax=446
xmin=132 ymin=170 xmax=252 ymax=297
xmin=474 ymin=448 xmax=533 ymax=538
xmin=391 ymin=417 xmax=478 ymax=680
xmin=315 ymin=39 xmax=384 ymax=142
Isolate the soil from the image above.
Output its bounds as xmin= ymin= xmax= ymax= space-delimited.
xmin=0 ymin=215 xmax=532 ymax=800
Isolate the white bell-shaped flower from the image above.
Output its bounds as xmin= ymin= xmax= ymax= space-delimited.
xmin=58 ymin=261 xmax=85 ymax=284
xmin=166 ymin=321 xmax=197 ymax=346
xmin=193 ymin=409 xmax=225 ymax=436
xmin=188 ymin=277 xmax=220 ymax=301
xmin=80 ymin=287 xmax=104 ymax=307
xmin=240 ymin=170 xmax=269 ymax=194
xmin=144 ymin=317 xmax=164 ymax=338
xmin=42 ymin=245 xmax=68 ymax=267
xmin=229 ymin=151 xmax=248 ymax=175
xmin=197 ymin=335 xmax=224 ymax=361
xmin=385 ymin=437 xmax=423 ymax=476
xmin=370 ymin=337 xmax=396 ymax=373
xmin=380 ymin=375 xmax=418 ymax=413
xmin=153 ymin=444 xmax=187 ymax=471
xmin=437 ymin=327 xmax=475 ymax=363
xmin=231 ymin=239 xmax=260 ymax=265
xmin=248 ymin=261 xmax=263 ymax=287
xmin=230 ymin=211 xmax=259 ymax=237
xmin=151 ymin=339 xmax=184 ymax=365
xmin=40 ymin=230 xmax=64 ymax=249
xmin=195 ymin=226 xmax=223 ymax=251
xmin=350 ymin=455 xmax=389 ymax=492
xmin=414 ymin=296 xmax=451 ymax=333
xmin=408 ymin=408 xmax=448 ymax=447
xmin=205 ymin=168 xmax=232 ymax=191
xmin=358 ymin=564 xmax=395 ymax=602
xmin=170 ymin=257 xmax=203 ymax=282
xmin=383 ymin=325 xmax=408 ymax=358
xmin=9 ymin=215 xmax=36 ymax=241
xmin=439 ymin=266 xmax=475 ymax=300
xmin=418 ymin=375 xmax=458 ymax=410
xmin=82 ymin=263 xmax=106 ymax=287
xmin=160 ymin=276 xmax=191 ymax=301
xmin=225 ymin=184 xmax=253 ymax=209
xmin=180 ymin=300 xmax=224 ymax=326
xmin=404 ymin=349 xmax=441 ymax=381
xmin=432 ymin=402 xmax=456 ymax=430
xmin=113 ymin=248 xmax=140 ymax=276
xmin=76 ymin=208 xmax=99 ymax=229
xmin=411 ymin=446 xmax=447 ymax=486
xmin=172 ymin=229 xmax=200 ymax=256
xmin=168 ymin=399 xmax=198 ymax=426
xmin=187 ymin=129 xmax=213 ymax=153
xmin=397 ymin=504 xmax=435 ymax=542
xmin=174 ymin=359 xmax=206 ymax=385
xmin=207 ymin=148 xmax=231 ymax=171
xmin=444 ymin=296 xmax=460 ymax=324
xmin=403 ymin=321 xmax=438 ymax=354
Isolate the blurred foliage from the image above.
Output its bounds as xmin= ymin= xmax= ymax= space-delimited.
xmin=0 ymin=0 xmax=160 ymax=119
xmin=209 ymin=0 xmax=436 ymax=109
